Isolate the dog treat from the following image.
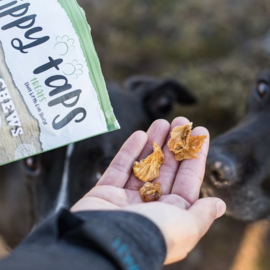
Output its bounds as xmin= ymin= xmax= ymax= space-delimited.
xmin=140 ymin=182 xmax=162 ymax=202
xmin=0 ymin=0 xmax=119 ymax=166
xmin=168 ymin=123 xmax=207 ymax=161
xmin=133 ymin=142 xmax=164 ymax=182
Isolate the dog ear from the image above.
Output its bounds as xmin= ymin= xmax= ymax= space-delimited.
xmin=124 ymin=76 xmax=196 ymax=120
xmin=124 ymin=76 xmax=158 ymax=92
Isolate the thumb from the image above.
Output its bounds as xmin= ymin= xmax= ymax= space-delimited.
xmin=188 ymin=198 xmax=226 ymax=237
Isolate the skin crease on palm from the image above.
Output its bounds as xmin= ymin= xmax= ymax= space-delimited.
xmin=71 ymin=117 xmax=227 ymax=265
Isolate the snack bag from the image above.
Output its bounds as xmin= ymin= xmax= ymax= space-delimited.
xmin=0 ymin=0 xmax=120 ymax=166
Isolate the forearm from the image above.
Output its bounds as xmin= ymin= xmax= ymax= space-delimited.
xmin=0 ymin=209 xmax=166 ymax=270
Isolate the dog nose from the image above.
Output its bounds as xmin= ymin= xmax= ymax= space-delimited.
xmin=206 ymin=153 xmax=237 ymax=188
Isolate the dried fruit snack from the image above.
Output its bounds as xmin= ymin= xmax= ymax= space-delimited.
xmin=133 ymin=142 xmax=164 ymax=182
xmin=0 ymin=0 xmax=119 ymax=166
xmin=168 ymin=123 xmax=207 ymax=161
xmin=133 ymin=123 xmax=206 ymax=202
xmin=140 ymin=182 xmax=162 ymax=202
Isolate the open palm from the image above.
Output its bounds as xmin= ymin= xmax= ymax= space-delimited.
xmin=72 ymin=117 xmax=208 ymax=212
xmin=71 ymin=118 xmax=226 ymax=265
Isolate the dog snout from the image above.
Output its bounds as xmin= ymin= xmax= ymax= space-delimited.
xmin=206 ymin=151 xmax=237 ymax=188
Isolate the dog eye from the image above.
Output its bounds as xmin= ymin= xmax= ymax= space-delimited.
xmin=257 ymin=81 xmax=269 ymax=98
xmin=24 ymin=157 xmax=39 ymax=173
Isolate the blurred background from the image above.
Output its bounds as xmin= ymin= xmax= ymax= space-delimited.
xmin=83 ymin=0 xmax=270 ymax=137
xmin=2 ymin=0 xmax=270 ymax=269
xmin=83 ymin=1 xmax=270 ymax=269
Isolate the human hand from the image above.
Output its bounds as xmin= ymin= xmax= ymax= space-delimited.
xmin=71 ymin=117 xmax=226 ymax=265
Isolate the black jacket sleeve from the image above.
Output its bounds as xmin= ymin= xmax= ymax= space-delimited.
xmin=0 ymin=209 xmax=167 ymax=270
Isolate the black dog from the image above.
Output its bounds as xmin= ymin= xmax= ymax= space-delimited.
xmin=0 ymin=76 xmax=196 ymax=248
xmin=204 ymin=70 xmax=270 ymax=222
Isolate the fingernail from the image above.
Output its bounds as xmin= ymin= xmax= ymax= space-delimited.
xmin=216 ymin=200 xmax=226 ymax=218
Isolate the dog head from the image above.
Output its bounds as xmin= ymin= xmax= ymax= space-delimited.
xmin=204 ymin=70 xmax=270 ymax=222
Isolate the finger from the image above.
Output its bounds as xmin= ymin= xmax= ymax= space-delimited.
xmin=188 ymin=198 xmax=226 ymax=237
xmin=135 ymin=119 xmax=170 ymax=162
xmin=159 ymin=194 xmax=191 ymax=210
xmin=171 ymin=127 xmax=210 ymax=203
xmin=125 ymin=119 xmax=170 ymax=190
xmin=154 ymin=117 xmax=190 ymax=194
xmin=97 ymin=131 xmax=147 ymax=188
